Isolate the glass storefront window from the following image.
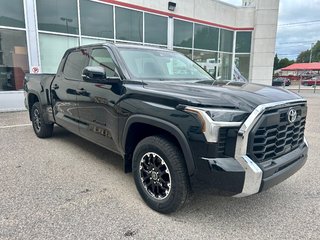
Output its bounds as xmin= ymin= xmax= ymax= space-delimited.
xmin=194 ymin=24 xmax=219 ymax=51
xmin=81 ymin=38 xmax=110 ymax=45
xmin=218 ymin=53 xmax=232 ymax=80
xmin=173 ymin=48 xmax=192 ymax=59
xmin=36 ymin=0 xmax=79 ymax=34
xmin=0 ymin=0 xmax=25 ymax=28
xmin=193 ymin=50 xmax=218 ymax=78
xmin=173 ymin=20 xmax=193 ymax=48
xmin=235 ymin=54 xmax=250 ymax=80
xmin=145 ymin=13 xmax=167 ymax=45
xmin=0 ymin=29 xmax=29 ymax=91
xmin=80 ymin=0 xmax=114 ymax=39
xmin=115 ymin=7 xmax=143 ymax=42
xmin=39 ymin=34 xmax=78 ymax=73
xmin=236 ymin=32 xmax=252 ymax=53
xmin=220 ymin=29 xmax=233 ymax=53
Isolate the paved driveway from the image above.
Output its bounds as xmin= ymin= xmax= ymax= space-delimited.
xmin=0 ymin=93 xmax=319 ymax=239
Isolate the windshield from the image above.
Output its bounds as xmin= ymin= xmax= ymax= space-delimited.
xmin=118 ymin=48 xmax=213 ymax=81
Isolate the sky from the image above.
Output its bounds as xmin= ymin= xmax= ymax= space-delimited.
xmin=221 ymin=0 xmax=320 ymax=60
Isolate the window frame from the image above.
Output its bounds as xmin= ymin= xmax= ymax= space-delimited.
xmin=235 ymin=31 xmax=252 ymax=53
xmin=36 ymin=0 xmax=79 ymax=35
xmin=79 ymin=0 xmax=114 ymax=39
xmin=115 ymin=6 xmax=143 ymax=43
xmin=219 ymin=28 xmax=234 ymax=53
xmin=194 ymin=23 xmax=219 ymax=51
xmin=173 ymin=19 xmax=194 ymax=49
xmin=0 ymin=0 xmax=25 ymax=29
xmin=144 ymin=12 xmax=168 ymax=45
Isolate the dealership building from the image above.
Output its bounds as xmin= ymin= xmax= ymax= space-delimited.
xmin=0 ymin=0 xmax=279 ymax=111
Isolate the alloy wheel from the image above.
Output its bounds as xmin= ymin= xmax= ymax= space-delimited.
xmin=139 ymin=152 xmax=171 ymax=200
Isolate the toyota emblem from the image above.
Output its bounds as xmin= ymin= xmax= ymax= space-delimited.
xmin=287 ymin=108 xmax=297 ymax=123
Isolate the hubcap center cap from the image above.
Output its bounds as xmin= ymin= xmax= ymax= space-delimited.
xmin=151 ymin=171 xmax=158 ymax=180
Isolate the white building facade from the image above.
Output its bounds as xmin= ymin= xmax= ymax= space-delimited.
xmin=0 ymin=0 xmax=279 ymax=111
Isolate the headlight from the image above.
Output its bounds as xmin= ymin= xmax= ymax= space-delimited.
xmin=185 ymin=106 xmax=247 ymax=142
xmin=205 ymin=109 xmax=249 ymax=122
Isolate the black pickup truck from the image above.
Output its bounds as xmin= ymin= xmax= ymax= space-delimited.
xmin=24 ymin=43 xmax=308 ymax=213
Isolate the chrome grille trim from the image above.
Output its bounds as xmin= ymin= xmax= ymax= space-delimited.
xmin=233 ymin=99 xmax=307 ymax=197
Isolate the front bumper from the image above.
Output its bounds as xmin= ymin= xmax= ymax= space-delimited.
xmin=192 ymin=99 xmax=308 ymax=197
xmin=199 ymin=140 xmax=308 ymax=195
xmin=259 ymin=141 xmax=308 ymax=191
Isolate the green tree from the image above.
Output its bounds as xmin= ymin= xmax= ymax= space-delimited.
xmin=274 ymin=54 xmax=280 ymax=70
xmin=278 ymin=58 xmax=294 ymax=69
xmin=297 ymin=50 xmax=311 ymax=63
xmin=296 ymin=40 xmax=320 ymax=63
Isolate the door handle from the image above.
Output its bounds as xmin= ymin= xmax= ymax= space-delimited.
xmin=52 ymin=84 xmax=59 ymax=90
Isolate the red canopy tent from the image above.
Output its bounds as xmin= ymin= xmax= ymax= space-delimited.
xmin=280 ymin=63 xmax=320 ymax=81
xmin=281 ymin=63 xmax=320 ymax=71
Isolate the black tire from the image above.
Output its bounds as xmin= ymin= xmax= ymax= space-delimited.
xmin=132 ymin=135 xmax=190 ymax=213
xmin=31 ymin=102 xmax=53 ymax=138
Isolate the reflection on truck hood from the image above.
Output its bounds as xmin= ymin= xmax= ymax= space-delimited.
xmin=141 ymin=81 xmax=302 ymax=111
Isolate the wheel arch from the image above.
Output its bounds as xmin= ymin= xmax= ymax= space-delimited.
xmin=122 ymin=115 xmax=195 ymax=176
xmin=27 ymin=92 xmax=40 ymax=120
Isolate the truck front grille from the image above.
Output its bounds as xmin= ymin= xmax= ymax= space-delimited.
xmin=247 ymin=104 xmax=307 ymax=163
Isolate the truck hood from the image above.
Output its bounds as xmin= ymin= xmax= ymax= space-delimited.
xmin=141 ymin=81 xmax=303 ymax=112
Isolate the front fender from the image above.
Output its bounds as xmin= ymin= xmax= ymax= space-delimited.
xmin=122 ymin=114 xmax=195 ymax=176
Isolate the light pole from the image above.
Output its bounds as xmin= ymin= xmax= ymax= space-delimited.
xmin=60 ymin=17 xmax=73 ymax=33
xmin=309 ymin=43 xmax=314 ymax=63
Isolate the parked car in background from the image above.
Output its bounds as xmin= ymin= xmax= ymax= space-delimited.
xmin=272 ymin=77 xmax=291 ymax=86
xmin=302 ymin=76 xmax=320 ymax=86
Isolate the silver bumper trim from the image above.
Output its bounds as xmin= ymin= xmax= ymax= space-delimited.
xmin=233 ymin=99 xmax=307 ymax=197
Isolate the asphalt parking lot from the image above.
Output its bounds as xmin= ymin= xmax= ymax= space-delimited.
xmin=1 ymin=92 xmax=319 ymax=240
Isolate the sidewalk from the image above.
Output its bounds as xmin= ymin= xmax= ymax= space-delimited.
xmin=0 ymin=91 xmax=26 ymax=112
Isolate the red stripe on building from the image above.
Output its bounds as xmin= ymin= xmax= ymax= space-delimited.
xmin=98 ymin=0 xmax=254 ymax=31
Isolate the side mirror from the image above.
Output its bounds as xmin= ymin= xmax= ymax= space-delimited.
xmin=82 ymin=66 xmax=106 ymax=83
xmin=82 ymin=66 xmax=121 ymax=84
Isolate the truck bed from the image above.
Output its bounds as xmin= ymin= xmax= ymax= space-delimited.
xmin=24 ymin=73 xmax=55 ymax=107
